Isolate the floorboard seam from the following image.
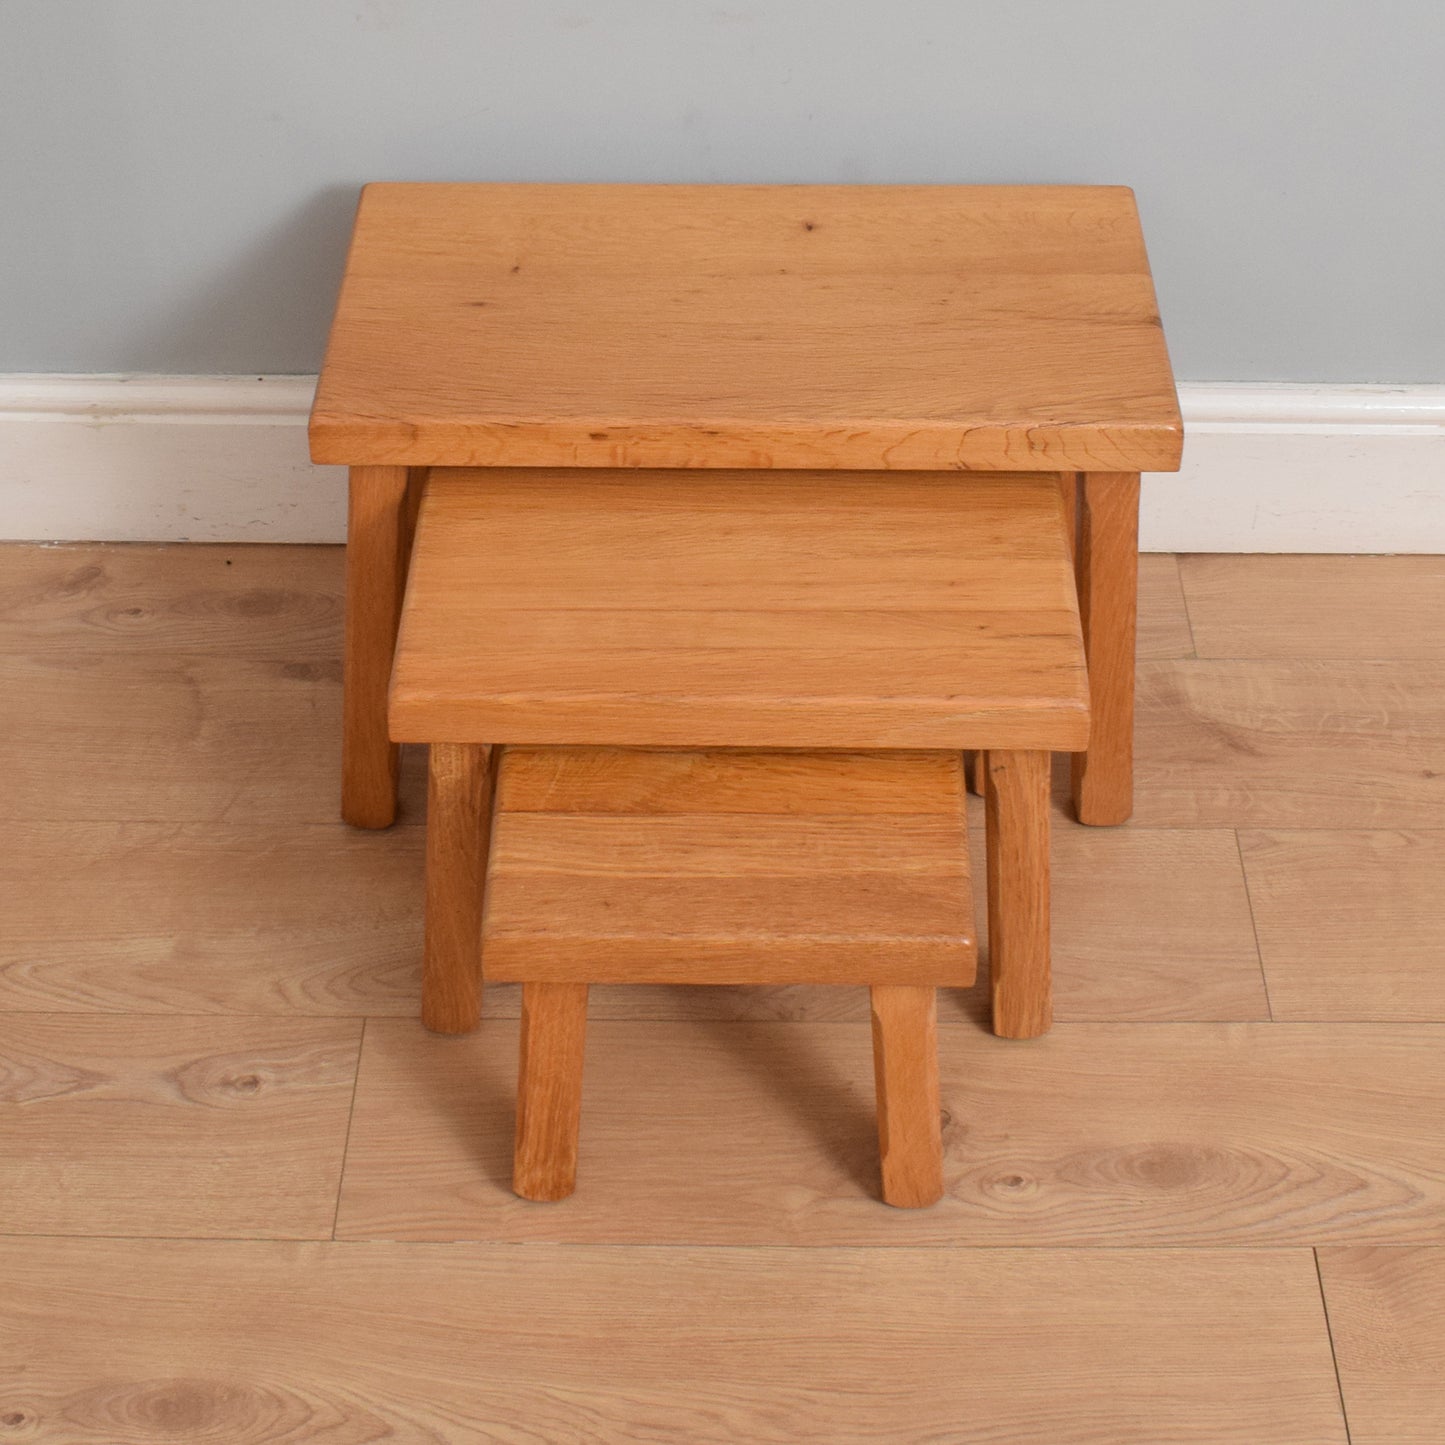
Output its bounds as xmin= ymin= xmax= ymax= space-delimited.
xmin=1313 ymin=1247 xmax=1354 ymax=1444
xmin=331 ymin=1016 xmax=367 ymax=1240
xmin=1233 ymin=828 xmax=1276 ymax=1022
xmin=1171 ymin=554 xmax=1200 ymax=659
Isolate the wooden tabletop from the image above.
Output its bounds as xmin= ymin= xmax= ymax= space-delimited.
xmin=483 ymin=746 xmax=976 ymax=988
xmin=389 ymin=469 xmax=1089 ymax=750
xmin=310 ymin=183 xmax=1182 ymax=473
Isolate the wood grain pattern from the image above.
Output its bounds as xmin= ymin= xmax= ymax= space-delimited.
xmin=870 ymin=985 xmax=944 ymax=1208
xmin=1 ymin=1240 xmax=1342 ymax=1444
xmin=1241 ymin=831 xmax=1445 ymax=1021
xmin=1071 ymin=472 xmax=1140 ymax=825
xmin=0 ymin=651 xmax=426 ymax=826
xmin=1317 ymin=1246 xmax=1445 ymax=1445
xmin=498 ymin=744 xmax=967 ymax=815
xmin=0 ymin=541 xmax=345 ymax=657
xmin=336 ymin=1019 xmax=1445 ymax=1246
xmin=422 ymin=743 xmax=496 ymax=1034
xmin=0 ymin=1016 xmax=361 ymax=1238
xmin=513 ymin=982 xmax=589 ymax=1202
xmin=0 ymin=822 xmax=422 ymax=1015
xmin=985 ymin=750 xmax=1053 ymax=1038
xmin=1132 ymin=660 xmax=1445 ymax=827
xmin=1181 ymin=554 xmax=1445 ymax=659
xmin=483 ymin=748 xmax=975 ymax=987
xmin=309 ymin=183 xmax=1182 ymax=473
xmin=390 ymin=470 xmax=1088 ymax=749
xmin=342 ymin=465 xmax=409 ymax=828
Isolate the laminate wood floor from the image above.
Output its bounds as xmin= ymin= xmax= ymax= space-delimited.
xmin=2 ymin=542 xmax=1441 ymax=1442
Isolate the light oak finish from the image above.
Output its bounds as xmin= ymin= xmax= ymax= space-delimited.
xmin=342 ymin=465 xmax=409 ymax=827
xmin=1181 ymin=553 xmax=1445 ymax=659
xmin=1071 ymin=472 xmax=1141 ymax=825
xmin=389 ymin=469 xmax=1089 ymax=749
xmin=1242 ymin=830 xmax=1445 ymax=1021
xmin=1133 ymin=660 xmax=1445 ymax=827
xmin=497 ymin=743 xmax=968 ymax=815
xmin=513 ymin=982 xmax=590 ymax=1202
xmin=337 ymin=1019 xmax=1445 ymax=1247
xmin=985 ymin=750 xmax=1053 ymax=1038
xmin=1317 ymin=1247 xmax=1445 ymax=1445
xmin=422 ymin=743 xmax=497 ymax=1033
xmin=484 ymin=748 xmax=975 ymax=988
xmin=870 ymin=985 xmax=944 ymax=1208
xmin=3 ymin=1240 xmax=1344 ymax=1445
xmin=310 ymin=183 xmax=1182 ymax=473
xmin=0 ymin=1016 xmax=361 ymax=1238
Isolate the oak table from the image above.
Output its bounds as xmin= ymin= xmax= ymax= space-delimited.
xmin=386 ymin=468 xmax=1083 ymax=1198
xmin=309 ymin=182 xmax=1181 ymax=827
xmin=390 ymin=469 xmax=1086 ymax=1044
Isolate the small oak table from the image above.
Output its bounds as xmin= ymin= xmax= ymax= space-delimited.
xmin=309 ymin=182 xmax=1181 ymax=827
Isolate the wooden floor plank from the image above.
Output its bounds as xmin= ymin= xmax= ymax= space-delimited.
xmin=1317 ymin=1246 xmax=1445 ymax=1445
xmin=0 ymin=542 xmax=344 ymax=658
xmin=0 ymin=1016 xmax=362 ymax=1238
xmin=1 ymin=1238 xmax=1346 ymax=1444
xmin=336 ymin=1018 xmax=1445 ymax=1246
xmin=1243 ymin=830 xmax=1445 ymax=1021
xmin=0 ymin=653 xmax=426 ymax=825
xmin=1138 ymin=552 xmax=1195 ymax=660
xmin=0 ymin=823 xmax=422 ymax=1015
xmin=0 ymin=813 xmax=1260 ymax=1024
xmin=1181 ymin=554 xmax=1445 ymax=659
xmin=1132 ymin=660 xmax=1445 ymax=827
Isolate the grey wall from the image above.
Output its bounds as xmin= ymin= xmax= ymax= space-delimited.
xmin=2 ymin=0 xmax=1442 ymax=381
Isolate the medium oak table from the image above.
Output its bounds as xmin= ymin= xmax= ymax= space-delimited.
xmin=309 ymin=182 xmax=1181 ymax=827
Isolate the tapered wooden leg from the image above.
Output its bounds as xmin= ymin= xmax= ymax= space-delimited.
xmin=1071 ymin=472 xmax=1140 ymax=827
xmin=870 ymin=984 xmax=944 ymax=1208
xmin=514 ymin=982 xmax=590 ymax=1202
xmin=422 ymin=743 xmax=497 ymax=1034
xmin=985 ymin=749 xmax=1052 ymax=1039
xmin=342 ymin=464 xmax=411 ymax=828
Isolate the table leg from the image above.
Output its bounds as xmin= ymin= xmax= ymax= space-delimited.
xmin=870 ymin=984 xmax=944 ymax=1207
xmin=422 ymin=742 xmax=497 ymax=1034
xmin=986 ymin=748 xmax=1052 ymax=1039
xmin=515 ymin=982 xmax=590 ymax=1202
xmin=1070 ymin=472 xmax=1140 ymax=827
xmin=342 ymin=464 xmax=422 ymax=827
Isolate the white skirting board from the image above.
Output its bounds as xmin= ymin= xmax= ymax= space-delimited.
xmin=1 ymin=375 xmax=1442 ymax=550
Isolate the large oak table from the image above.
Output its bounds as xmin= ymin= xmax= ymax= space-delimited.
xmin=309 ymin=182 xmax=1181 ymax=828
